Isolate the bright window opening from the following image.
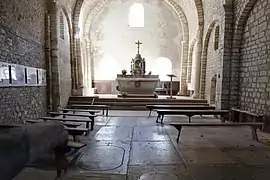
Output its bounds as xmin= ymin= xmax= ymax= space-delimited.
xmin=152 ymin=57 xmax=172 ymax=81
xmin=95 ymin=55 xmax=120 ymax=80
xmin=128 ymin=3 xmax=144 ymax=27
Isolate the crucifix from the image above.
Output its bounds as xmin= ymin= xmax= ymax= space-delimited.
xmin=135 ymin=40 xmax=142 ymax=54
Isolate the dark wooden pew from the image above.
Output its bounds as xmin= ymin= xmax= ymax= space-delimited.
xmin=59 ymin=108 xmax=100 ymax=115
xmin=49 ymin=112 xmax=96 ymax=119
xmin=65 ymin=127 xmax=89 ymax=141
xmin=170 ymin=122 xmax=264 ymax=142
xmin=156 ymin=109 xmax=229 ymax=124
xmin=69 ymin=104 xmax=110 ymax=116
xmin=230 ymin=108 xmax=265 ymax=122
xmin=41 ymin=117 xmax=94 ymax=132
xmin=147 ymin=104 xmax=214 ymax=116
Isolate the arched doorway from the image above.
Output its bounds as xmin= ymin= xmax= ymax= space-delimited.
xmin=210 ymin=74 xmax=217 ymax=105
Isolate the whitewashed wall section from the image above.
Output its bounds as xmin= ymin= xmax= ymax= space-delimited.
xmin=0 ymin=61 xmax=46 ymax=87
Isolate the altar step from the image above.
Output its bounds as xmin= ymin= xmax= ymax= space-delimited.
xmin=68 ymin=96 xmax=208 ymax=110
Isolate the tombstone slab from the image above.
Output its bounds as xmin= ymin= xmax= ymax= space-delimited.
xmin=77 ymin=146 xmax=125 ymax=171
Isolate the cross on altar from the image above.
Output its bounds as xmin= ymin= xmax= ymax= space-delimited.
xmin=135 ymin=40 xmax=142 ymax=54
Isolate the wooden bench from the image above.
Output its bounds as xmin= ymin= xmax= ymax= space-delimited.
xmin=65 ymin=127 xmax=88 ymax=141
xmin=147 ymin=104 xmax=214 ymax=116
xmin=156 ymin=109 xmax=229 ymax=124
xmin=170 ymin=122 xmax=264 ymax=142
xmin=67 ymin=141 xmax=87 ymax=151
xmin=59 ymin=108 xmax=100 ymax=115
xmin=49 ymin=112 xmax=96 ymax=119
xmin=69 ymin=104 xmax=110 ymax=116
xmin=230 ymin=108 xmax=265 ymax=122
xmin=41 ymin=117 xmax=94 ymax=132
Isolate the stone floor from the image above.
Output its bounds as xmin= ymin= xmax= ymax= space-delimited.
xmin=14 ymin=110 xmax=270 ymax=180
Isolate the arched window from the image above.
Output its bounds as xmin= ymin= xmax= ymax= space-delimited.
xmin=214 ymin=25 xmax=220 ymax=50
xmin=60 ymin=12 xmax=65 ymax=39
xmin=128 ymin=3 xmax=144 ymax=27
xmin=152 ymin=57 xmax=172 ymax=81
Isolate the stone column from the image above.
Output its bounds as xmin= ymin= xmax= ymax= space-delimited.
xmin=179 ymin=40 xmax=188 ymax=95
xmin=49 ymin=4 xmax=60 ymax=111
xmin=222 ymin=4 xmax=234 ymax=109
xmin=85 ymin=39 xmax=92 ymax=90
xmin=71 ymin=28 xmax=83 ymax=96
xmin=76 ymin=37 xmax=84 ymax=95
xmin=70 ymin=30 xmax=77 ymax=95
xmin=192 ymin=28 xmax=203 ymax=99
xmin=45 ymin=14 xmax=52 ymax=110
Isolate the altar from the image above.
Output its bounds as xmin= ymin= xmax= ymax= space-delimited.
xmin=116 ymin=41 xmax=160 ymax=98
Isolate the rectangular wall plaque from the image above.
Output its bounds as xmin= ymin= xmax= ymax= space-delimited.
xmin=26 ymin=67 xmax=37 ymax=85
xmin=10 ymin=64 xmax=26 ymax=86
xmin=0 ymin=62 xmax=10 ymax=86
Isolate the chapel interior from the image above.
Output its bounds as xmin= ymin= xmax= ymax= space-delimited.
xmin=0 ymin=0 xmax=270 ymax=179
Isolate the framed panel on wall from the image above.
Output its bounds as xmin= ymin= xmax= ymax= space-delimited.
xmin=37 ymin=69 xmax=47 ymax=85
xmin=10 ymin=64 xmax=26 ymax=86
xmin=26 ymin=67 xmax=37 ymax=85
xmin=0 ymin=62 xmax=10 ymax=86
xmin=42 ymin=70 xmax=47 ymax=85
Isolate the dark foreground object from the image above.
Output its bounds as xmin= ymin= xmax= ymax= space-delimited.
xmin=0 ymin=122 xmax=68 ymax=180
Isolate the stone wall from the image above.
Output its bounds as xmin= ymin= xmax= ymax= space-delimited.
xmin=0 ymin=0 xmax=47 ymax=123
xmin=59 ymin=10 xmax=72 ymax=107
xmin=200 ymin=0 xmax=225 ymax=108
xmin=238 ymin=0 xmax=270 ymax=115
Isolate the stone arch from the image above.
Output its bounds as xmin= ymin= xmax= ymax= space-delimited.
xmin=214 ymin=25 xmax=220 ymax=50
xmin=59 ymin=11 xmax=65 ymax=39
xmin=77 ymin=0 xmax=190 ymax=93
xmin=61 ymin=7 xmax=73 ymax=36
xmin=60 ymin=7 xmax=75 ymax=91
xmin=187 ymin=38 xmax=197 ymax=83
xmin=233 ymin=0 xmax=257 ymax=49
xmin=82 ymin=0 xmax=189 ymax=42
xmin=200 ymin=19 xmax=218 ymax=98
xmin=193 ymin=0 xmax=204 ymax=26
xmin=210 ymin=74 xmax=217 ymax=105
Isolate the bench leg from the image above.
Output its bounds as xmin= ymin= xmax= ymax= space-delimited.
xmin=220 ymin=115 xmax=225 ymax=123
xmin=102 ymin=109 xmax=105 ymax=116
xmin=251 ymin=126 xmax=259 ymax=141
xmin=86 ymin=122 xmax=90 ymax=134
xmin=156 ymin=114 xmax=160 ymax=123
xmin=106 ymin=109 xmax=108 ymax=116
xmin=176 ymin=126 xmax=183 ymax=143
xmin=149 ymin=110 xmax=152 ymax=116
xmin=188 ymin=116 xmax=192 ymax=123
xmin=90 ymin=117 xmax=95 ymax=131
xmin=73 ymin=135 xmax=77 ymax=142
xmin=161 ymin=114 xmax=165 ymax=125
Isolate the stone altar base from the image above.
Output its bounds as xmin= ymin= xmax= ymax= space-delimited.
xmin=116 ymin=76 xmax=159 ymax=98
xmin=117 ymin=93 xmax=157 ymax=98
